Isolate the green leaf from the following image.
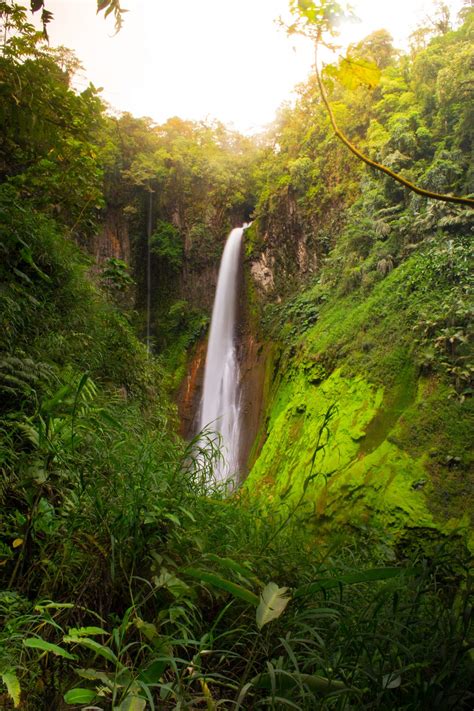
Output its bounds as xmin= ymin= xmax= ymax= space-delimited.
xmin=294 ymin=567 xmax=416 ymax=598
xmin=253 ymin=670 xmax=352 ymax=695
xmin=67 ymin=626 xmax=107 ymax=637
xmin=183 ymin=567 xmax=259 ymax=605
xmin=297 ymin=0 xmax=318 ymax=23
xmin=204 ymin=553 xmax=261 ymax=582
xmin=134 ymin=617 xmax=159 ymax=643
xmin=138 ymin=659 xmax=168 ymax=684
xmin=23 ymin=637 xmax=76 ymax=660
xmin=117 ymin=695 xmax=146 ymax=711
xmin=98 ymin=409 xmax=123 ymax=430
xmin=256 ymin=582 xmax=291 ymax=629
xmin=1 ymin=671 xmax=21 ymax=707
xmin=63 ymin=636 xmax=119 ymax=664
xmin=19 ymin=247 xmax=51 ymax=282
xmin=383 ymin=672 xmax=402 ymax=689
xmin=77 ymin=668 xmax=114 ymax=688
xmin=153 ymin=569 xmax=191 ymax=599
xmin=327 ymin=56 xmax=381 ymax=90
xmin=34 ymin=601 xmax=74 ymax=611
xmin=63 ymin=687 xmax=97 ymax=704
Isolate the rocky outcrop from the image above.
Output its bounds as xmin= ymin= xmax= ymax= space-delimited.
xmin=91 ymin=208 xmax=131 ymax=264
xmin=179 ymin=264 xmax=219 ymax=313
xmin=247 ymin=187 xmax=347 ymax=301
xmin=247 ymin=203 xmax=316 ymax=300
xmin=177 ymin=339 xmax=207 ymax=439
xmin=250 ymin=251 xmax=275 ymax=294
xmin=237 ymin=333 xmax=270 ymax=476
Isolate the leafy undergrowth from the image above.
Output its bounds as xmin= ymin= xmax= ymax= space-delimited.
xmin=1 ymin=438 xmax=472 ymax=710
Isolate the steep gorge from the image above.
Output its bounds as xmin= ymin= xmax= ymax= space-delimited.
xmin=80 ymin=13 xmax=473 ymax=553
xmin=172 ymin=15 xmax=473 ymax=551
xmin=178 ymin=210 xmax=472 ymax=552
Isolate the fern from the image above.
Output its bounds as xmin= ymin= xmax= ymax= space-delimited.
xmin=0 ymin=354 xmax=54 ymax=413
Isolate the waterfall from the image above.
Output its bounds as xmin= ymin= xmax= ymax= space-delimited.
xmin=146 ymin=190 xmax=153 ymax=353
xmin=200 ymin=226 xmax=245 ymax=482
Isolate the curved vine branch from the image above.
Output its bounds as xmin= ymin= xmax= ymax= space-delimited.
xmin=314 ymin=44 xmax=474 ymax=207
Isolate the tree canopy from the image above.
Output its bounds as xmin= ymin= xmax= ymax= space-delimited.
xmin=286 ymin=0 xmax=474 ymax=206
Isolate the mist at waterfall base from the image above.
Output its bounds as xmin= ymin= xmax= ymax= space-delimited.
xmin=199 ymin=226 xmax=247 ymax=483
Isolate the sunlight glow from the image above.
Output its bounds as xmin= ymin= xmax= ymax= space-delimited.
xmin=41 ymin=0 xmax=464 ymax=133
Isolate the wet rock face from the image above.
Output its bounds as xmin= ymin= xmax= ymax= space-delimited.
xmin=91 ymin=208 xmax=130 ymax=264
xmin=250 ymin=251 xmax=275 ymax=293
xmin=179 ymin=264 xmax=218 ymax=314
xmin=177 ymin=339 xmax=207 ymax=439
xmin=247 ymin=212 xmax=319 ymax=302
xmin=247 ymin=184 xmax=350 ymax=304
xmin=249 ymin=229 xmax=317 ymax=303
xmin=237 ymin=333 xmax=269 ymax=477
xmin=177 ymin=212 xmax=252 ymax=316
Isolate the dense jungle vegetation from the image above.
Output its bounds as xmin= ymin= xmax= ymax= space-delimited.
xmin=0 ymin=1 xmax=473 ymax=709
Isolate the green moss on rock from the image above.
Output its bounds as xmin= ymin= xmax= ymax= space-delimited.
xmin=247 ymin=365 xmax=471 ymax=547
xmin=246 ymin=240 xmax=473 ymax=550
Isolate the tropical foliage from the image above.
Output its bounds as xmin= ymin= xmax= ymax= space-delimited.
xmin=0 ymin=1 xmax=472 ymax=709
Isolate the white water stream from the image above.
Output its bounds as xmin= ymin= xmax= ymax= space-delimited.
xmin=199 ymin=226 xmax=246 ymax=482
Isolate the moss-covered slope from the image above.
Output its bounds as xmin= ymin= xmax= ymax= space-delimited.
xmin=246 ymin=236 xmax=473 ymax=548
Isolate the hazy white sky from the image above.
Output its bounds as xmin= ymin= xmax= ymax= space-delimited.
xmin=39 ymin=0 xmax=464 ymax=133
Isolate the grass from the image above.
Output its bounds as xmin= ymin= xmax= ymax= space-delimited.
xmin=2 ymin=481 xmax=472 ymax=709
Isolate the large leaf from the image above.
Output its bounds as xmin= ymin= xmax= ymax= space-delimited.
xmin=183 ymin=567 xmax=259 ymax=606
xmin=1 ymin=671 xmax=21 ymax=707
xmin=138 ymin=659 xmax=168 ymax=684
xmin=256 ymin=582 xmax=291 ymax=629
xmin=63 ymin=687 xmax=97 ymax=704
xmin=67 ymin=626 xmax=107 ymax=637
xmin=153 ymin=569 xmax=191 ymax=599
xmin=204 ymin=553 xmax=261 ymax=583
xmin=23 ymin=637 xmax=76 ymax=660
xmin=326 ymin=56 xmax=381 ymax=90
xmin=117 ymin=695 xmax=146 ymax=711
xmin=63 ymin=635 xmax=119 ymax=664
xmin=77 ymin=668 xmax=114 ymax=689
xmin=253 ymin=670 xmax=353 ymax=696
xmin=134 ymin=617 xmax=159 ymax=643
xmin=294 ymin=567 xmax=415 ymax=598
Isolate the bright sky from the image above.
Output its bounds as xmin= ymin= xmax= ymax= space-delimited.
xmin=40 ymin=0 xmax=464 ymax=134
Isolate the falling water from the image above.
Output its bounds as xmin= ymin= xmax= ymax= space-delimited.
xmin=200 ymin=226 xmax=245 ymax=482
xmin=146 ymin=190 xmax=153 ymax=354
